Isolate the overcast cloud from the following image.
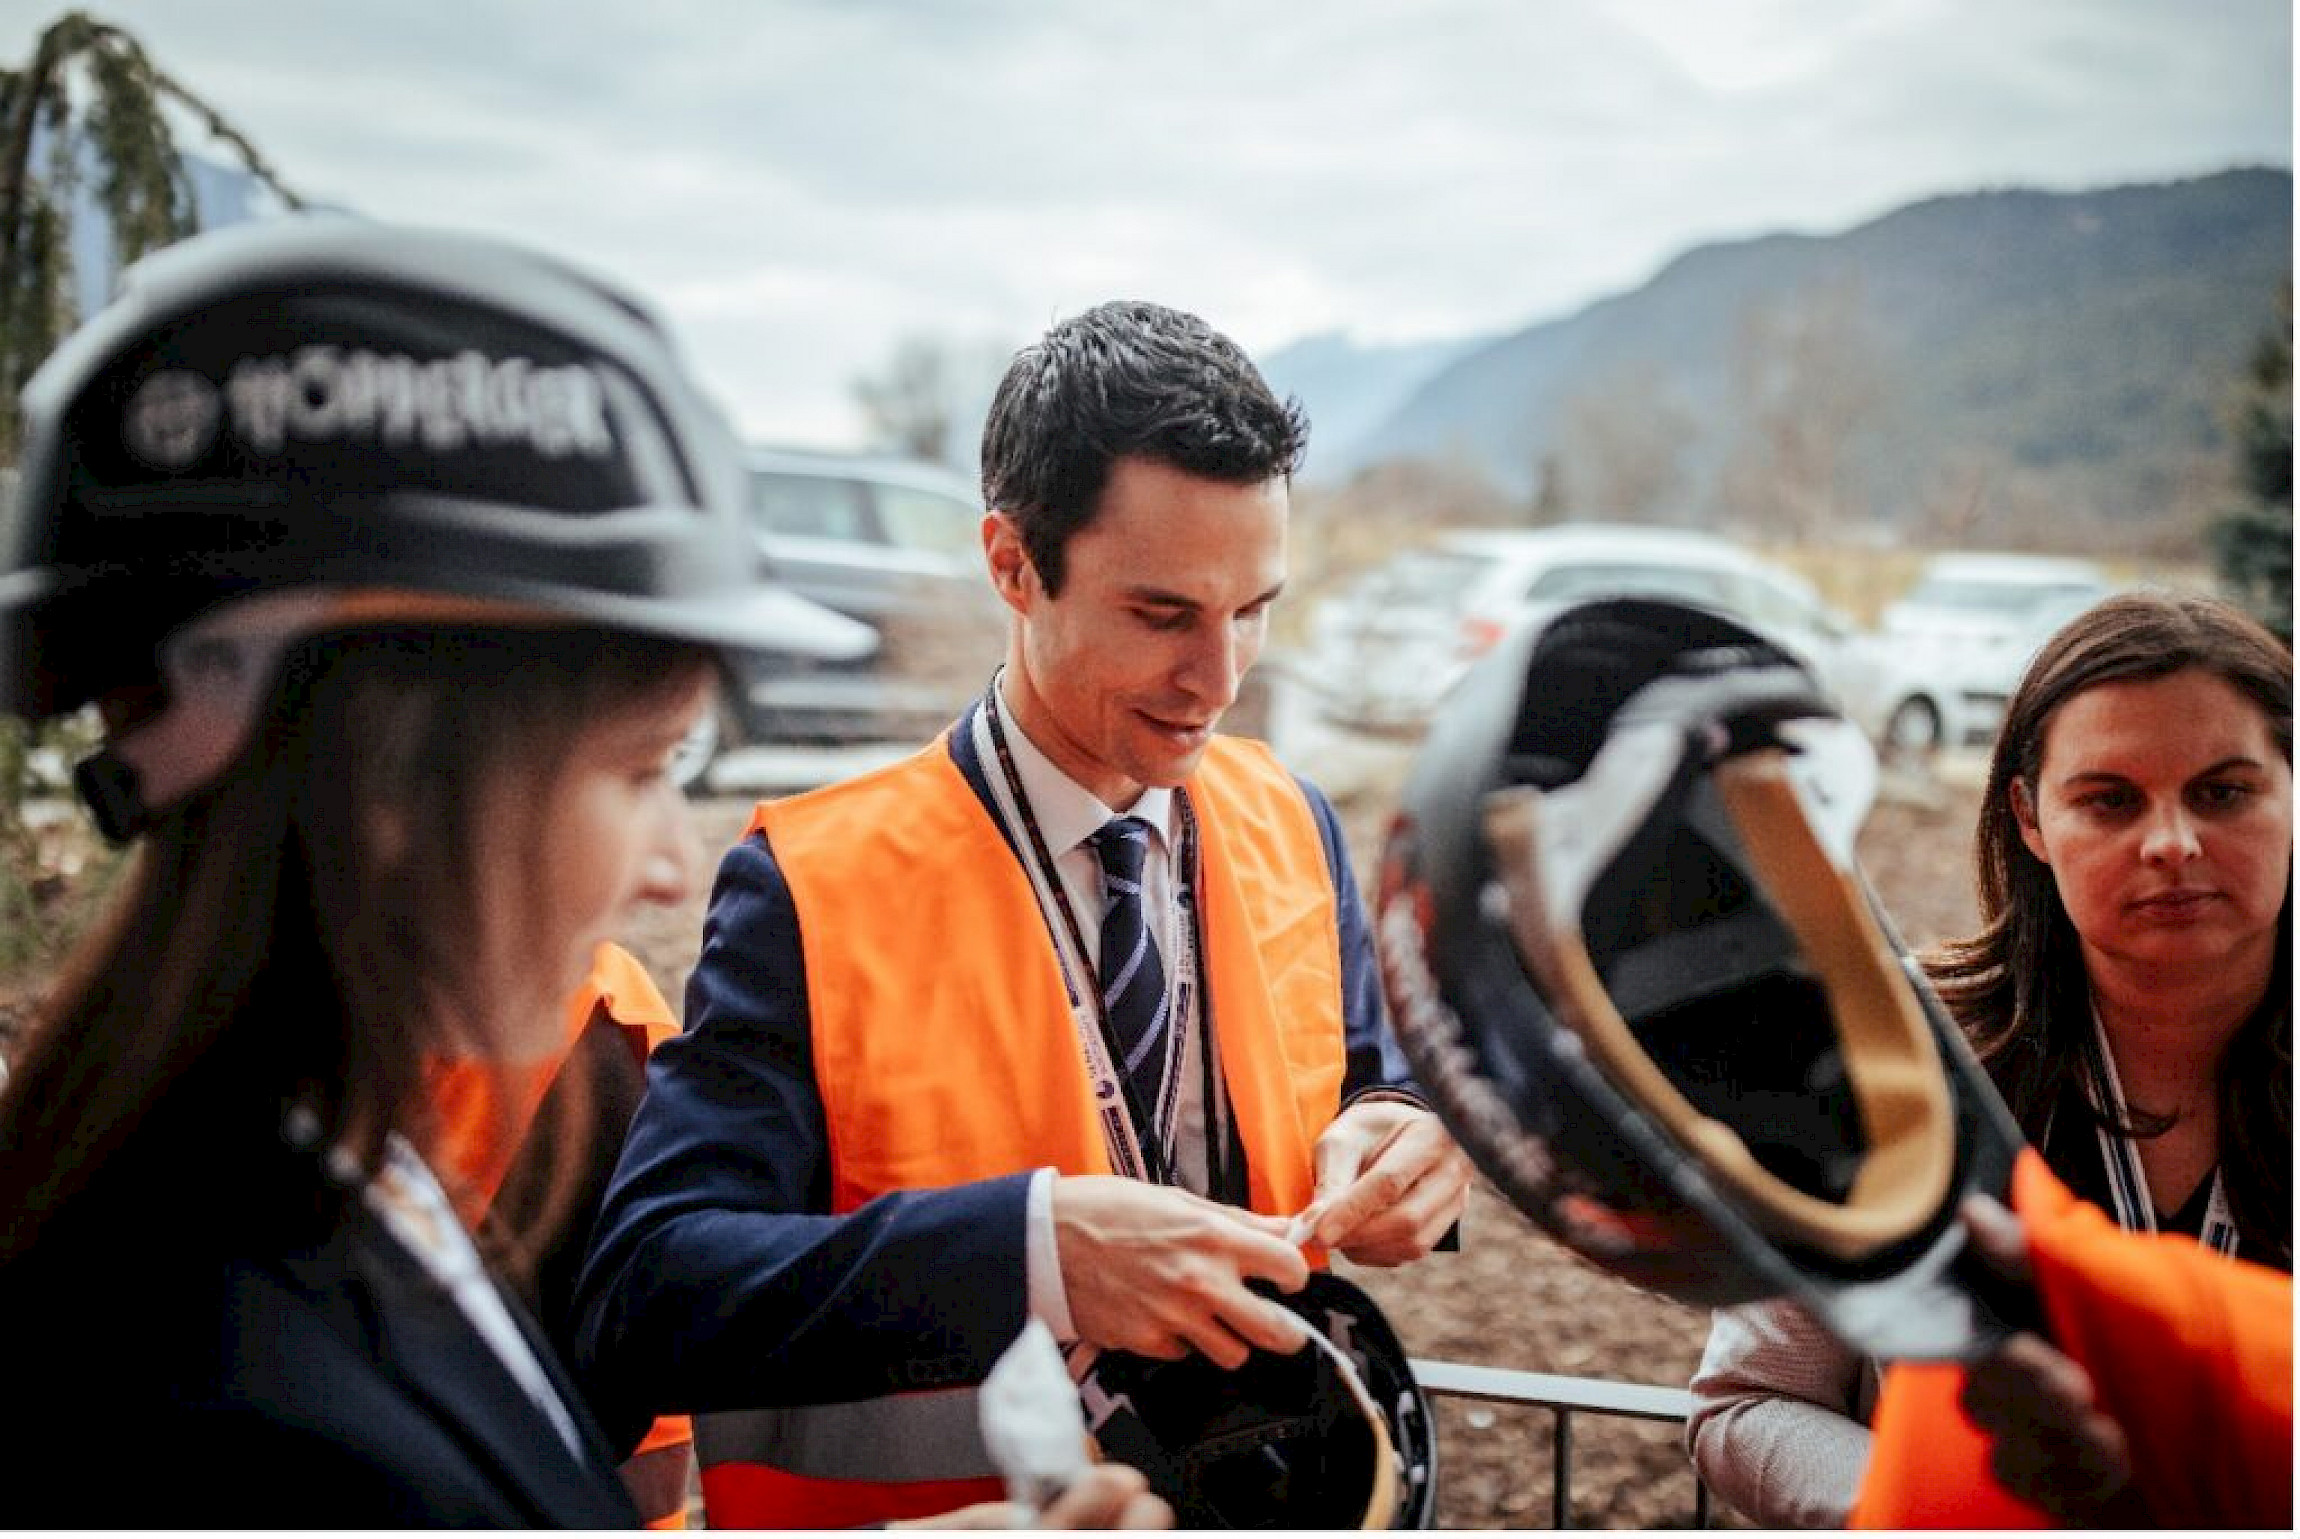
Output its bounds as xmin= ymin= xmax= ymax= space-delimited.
xmin=12 ymin=0 xmax=2291 ymax=444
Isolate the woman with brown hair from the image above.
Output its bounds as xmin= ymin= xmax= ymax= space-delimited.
xmin=0 ymin=217 xmax=1166 ymax=1529
xmin=1689 ymin=587 xmax=2292 ymax=1526
xmin=1931 ymin=587 xmax=2290 ymax=1268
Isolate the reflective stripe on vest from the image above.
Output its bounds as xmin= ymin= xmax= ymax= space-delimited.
xmin=695 ymin=1384 xmax=998 ymax=1530
xmin=619 ymin=1422 xmax=696 ymax=1530
xmin=695 ymin=1386 xmax=989 ymax=1481
xmin=697 ymin=731 xmax=1347 ymax=1527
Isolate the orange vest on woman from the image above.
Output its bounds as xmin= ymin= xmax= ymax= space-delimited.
xmin=693 ymin=735 xmax=1348 ymax=1528
xmin=432 ymin=942 xmax=697 ymax=1531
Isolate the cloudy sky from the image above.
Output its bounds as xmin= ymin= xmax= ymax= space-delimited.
xmin=15 ymin=0 xmax=2292 ymax=446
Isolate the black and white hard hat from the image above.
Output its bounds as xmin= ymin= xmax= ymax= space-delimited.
xmin=0 ymin=214 xmax=872 ymax=832
xmin=1374 ymin=597 xmax=2029 ymax=1359
xmin=1071 ymin=1273 xmax=1436 ymax=1528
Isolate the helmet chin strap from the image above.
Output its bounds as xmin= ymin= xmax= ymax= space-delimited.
xmin=73 ymin=747 xmax=155 ymax=845
xmin=76 ymin=662 xmax=273 ymax=843
xmin=73 ymin=590 xmax=339 ymax=842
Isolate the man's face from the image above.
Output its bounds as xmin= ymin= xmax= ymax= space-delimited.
xmin=988 ymin=454 xmax=1287 ymax=809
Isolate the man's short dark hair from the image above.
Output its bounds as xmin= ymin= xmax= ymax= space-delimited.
xmin=980 ymin=300 xmax=1308 ymax=595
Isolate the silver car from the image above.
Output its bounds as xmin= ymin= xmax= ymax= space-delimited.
xmin=677 ymin=447 xmax=1007 ymax=781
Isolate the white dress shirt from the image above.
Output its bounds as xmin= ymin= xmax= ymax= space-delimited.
xmin=991 ymin=678 xmax=1221 ymax=1341
xmin=362 ymin=1134 xmax=587 ymax=1459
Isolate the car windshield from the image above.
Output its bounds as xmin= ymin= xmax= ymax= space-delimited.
xmin=752 ymin=471 xmax=870 ymax=541
xmin=1367 ymin=549 xmax=1489 ymax=605
xmin=1523 ymin=561 xmax=1738 ymax=607
xmin=876 ymin=485 xmax=980 ymax=559
xmin=1903 ymin=577 xmax=2102 ymax=619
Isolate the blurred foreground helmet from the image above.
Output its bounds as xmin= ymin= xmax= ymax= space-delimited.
xmin=0 ymin=214 xmax=872 ymax=834
xmin=1375 ymin=597 xmax=2028 ymax=1359
xmin=1071 ymin=1273 xmax=1435 ymax=1528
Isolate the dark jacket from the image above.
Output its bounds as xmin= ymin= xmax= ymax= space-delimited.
xmin=6 ymin=1190 xmax=639 ymax=1528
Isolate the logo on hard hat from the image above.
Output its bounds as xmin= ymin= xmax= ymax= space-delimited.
xmin=123 ymin=369 xmax=224 ymax=470
xmin=221 ymin=347 xmax=617 ymax=460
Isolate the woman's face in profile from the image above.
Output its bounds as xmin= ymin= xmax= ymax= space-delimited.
xmin=2014 ymin=666 xmax=2292 ymax=981
xmin=469 ymin=673 xmax=711 ymax=1062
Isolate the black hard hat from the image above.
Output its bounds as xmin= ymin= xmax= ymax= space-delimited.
xmin=1071 ymin=1272 xmax=1436 ymax=1528
xmin=1374 ymin=596 xmax=2029 ymax=1360
xmin=0 ymin=212 xmax=870 ymax=725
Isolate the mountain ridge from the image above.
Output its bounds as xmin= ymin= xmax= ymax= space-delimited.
xmin=1267 ymin=166 xmax=2290 ymax=533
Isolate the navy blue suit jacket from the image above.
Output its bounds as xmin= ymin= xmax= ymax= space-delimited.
xmin=572 ymin=716 xmax=1412 ymax=1444
xmin=10 ymin=1199 xmax=639 ymax=1527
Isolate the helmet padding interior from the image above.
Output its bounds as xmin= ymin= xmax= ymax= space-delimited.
xmin=1486 ymin=746 xmax=1955 ymax=1262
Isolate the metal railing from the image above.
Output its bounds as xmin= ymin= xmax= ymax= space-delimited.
xmin=1412 ymin=1358 xmax=1711 ymax=1528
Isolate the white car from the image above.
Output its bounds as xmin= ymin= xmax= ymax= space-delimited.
xmin=1860 ymin=553 xmax=2113 ymax=754
xmin=1302 ymin=542 xmax=1500 ymax=731
xmin=1305 ymin=523 xmax=1875 ymax=733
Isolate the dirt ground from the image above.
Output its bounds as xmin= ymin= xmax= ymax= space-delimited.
xmin=622 ymin=754 xmax=1986 ymax=1531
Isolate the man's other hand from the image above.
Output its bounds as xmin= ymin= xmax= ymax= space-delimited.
xmin=1053 ymin=1175 xmax=1309 ymax=1367
xmin=1304 ymin=1099 xmax=1472 ymax=1266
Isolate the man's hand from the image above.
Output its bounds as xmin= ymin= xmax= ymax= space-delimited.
xmin=896 ymin=1464 xmax=1174 ymax=1529
xmin=1954 ymin=1194 xmax=2140 ymax=1525
xmin=1303 ymin=1098 xmax=1472 ymax=1266
xmin=1053 ymin=1175 xmax=1310 ymax=1367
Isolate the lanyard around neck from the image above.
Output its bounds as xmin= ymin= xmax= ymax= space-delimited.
xmin=2077 ymin=1006 xmax=2239 ymax=1257
xmin=974 ymin=683 xmax=1222 ymax=1190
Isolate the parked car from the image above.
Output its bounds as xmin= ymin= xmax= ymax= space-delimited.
xmin=1857 ymin=552 xmax=2113 ymax=755
xmin=1305 ymin=523 xmax=1878 ymax=734
xmin=675 ymin=447 xmax=1007 ymax=782
xmin=1301 ymin=543 xmax=1499 ymax=732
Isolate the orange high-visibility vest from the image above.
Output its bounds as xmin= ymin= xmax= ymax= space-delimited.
xmin=1852 ymin=1149 xmax=2292 ymax=1528
xmin=433 ymin=941 xmax=698 ymax=1531
xmin=694 ymin=735 xmax=1348 ymax=1528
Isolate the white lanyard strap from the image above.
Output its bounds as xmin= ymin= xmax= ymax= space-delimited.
xmin=2082 ymin=1008 xmax=2239 ymax=1256
xmin=970 ymin=694 xmax=1212 ymax=1188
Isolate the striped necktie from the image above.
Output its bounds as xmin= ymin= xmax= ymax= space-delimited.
xmin=1089 ymin=815 xmax=1171 ymax=1132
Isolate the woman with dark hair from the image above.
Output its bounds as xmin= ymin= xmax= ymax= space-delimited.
xmin=1689 ymin=587 xmax=2292 ymax=1526
xmin=1931 ymin=586 xmax=2290 ymax=1266
xmin=0 ymin=218 xmax=1167 ymax=1529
